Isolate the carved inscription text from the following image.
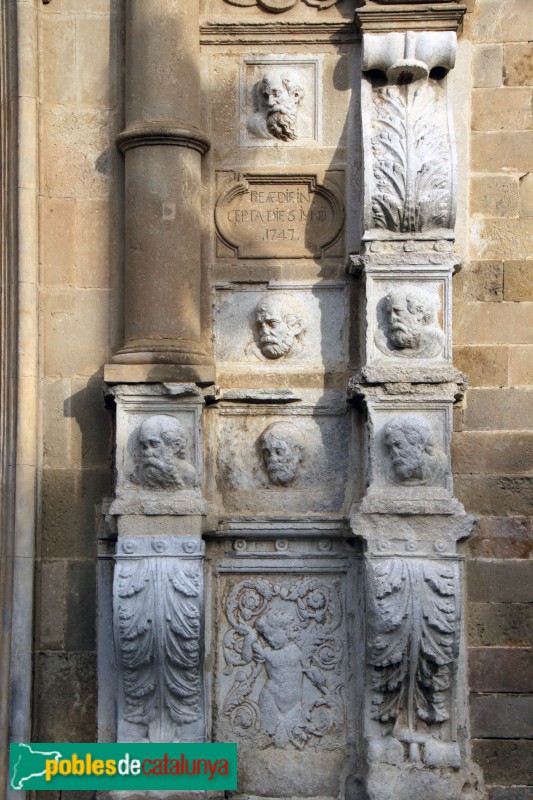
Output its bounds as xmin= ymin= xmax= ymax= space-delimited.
xmin=215 ymin=174 xmax=344 ymax=258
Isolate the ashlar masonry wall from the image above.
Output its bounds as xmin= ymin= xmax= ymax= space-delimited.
xmin=453 ymin=1 xmax=533 ymax=796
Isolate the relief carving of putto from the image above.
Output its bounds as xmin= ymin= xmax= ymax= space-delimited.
xmin=248 ymin=72 xmax=305 ymax=142
xmin=220 ymin=578 xmax=345 ymax=749
xmin=383 ymin=415 xmax=448 ymax=487
xmin=375 ymin=287 xmax=444 ymax=359
xmin=130 ymin=415 xmax=197 ymax=491
xmin=246 ymin=293 xmax=307 ymax=361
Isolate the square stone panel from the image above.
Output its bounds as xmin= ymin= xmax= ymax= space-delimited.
xmin=213 ymin=282 xmax=348 ymax=370
xmin=210 ymin=394 xmax=352 ymax=516
xmin=241 ymin=56 xmax=322 ymax=147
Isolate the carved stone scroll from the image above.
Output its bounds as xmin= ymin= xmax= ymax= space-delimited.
xmin=114 ymin=536 xmax=205 ymax=743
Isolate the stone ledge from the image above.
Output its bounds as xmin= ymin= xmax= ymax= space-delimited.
xmin=355 ymin=4 xmax=467 ymax=33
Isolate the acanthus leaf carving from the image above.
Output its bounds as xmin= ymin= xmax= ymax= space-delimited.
xmin=115 ymin=555 xmax=203 ymax=740
xmin=370 ymin=84 xmax=453 ymax=233
xmin=367 ymin=558 xmax=458 ymax=731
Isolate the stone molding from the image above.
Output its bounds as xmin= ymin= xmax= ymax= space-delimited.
xmin=200 ymin=21 xmax=358 ymax=45
xmin=356 ymin=5 xmax=467 ymax=34
xmin=116 ymin=122 xmax=211 ymax=155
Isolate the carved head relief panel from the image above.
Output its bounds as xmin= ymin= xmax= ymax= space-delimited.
xmin=258 ymin=421 xmax=306 ymax=485
xmin=249 ymin=292 xmax=307 ymax=361
xmin=374 ymin=285 xmax=444 ymax=360
xmin=131 ymin=415 xmax=197 ymax=491
xmin=383 ymin=414 xmax=448 ymax=487
xmin=242 ymin=58 xmax=320 ymax=147
xmin=214 ymin=284 xmax=347 ymax=369
xmin=214 ymin=398 xmax=350 ymax=515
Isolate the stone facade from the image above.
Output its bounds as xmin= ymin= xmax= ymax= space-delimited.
xmin=0 ymin=1 xmax=532 ymax=800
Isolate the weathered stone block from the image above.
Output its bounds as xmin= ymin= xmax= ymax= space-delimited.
xmin=38 ymin=560 xmax=67 ymax=650
xmin=472 ymin=88 xmax=533 ymax=131
xmin=464 ymin=0 xmax=533 ymax=44
xmin=470 ymin=174 xmax=520 ymax=217
xmin=66 ymin=561 xmax=96 ymax=651
xmin=453 ymin=346 xmax=508 ymax=387
xmin=472 ymin=132 xmax=533 ymax=172
xmin=43 ymin=107 xmax=119 ymax=199
xmin=504 ymin=261 xmax=533 ymax=301
xmin=467 ymin=516 xmax=533 ymax=559
xmin=41 ymin=14 xmax=76 ymax=106
xmin=468 ymin=647 xmax=533 ymax=693
xmin=454 ymin=302 xmax=533 ymax=344
xmin=35 ymin=652 xmax=97 ymax=743
xmin=76 ymin=16 xmax=118 ymax=108
xmin=470 ymin=218 xmax=533 ymax=261
xmin=467 ymin=602 xmax=533 ymax=647
xmin=43 ymin=289 xmax=113 ymax=377
xmin=519 ymin=172 xmax=533 ymax=215
xmin=472 ymin=739 xmax=533 ymax=785
xmin=75 ymin=199 xmax=118 ymax=289
xmin=41 ymin=468 xmax=111 ymax=559
xmin=473 ymin=44 xmax=503 ymax=88
xmin=453 ymin=261 xmax=503 ymax=301
xmin=509 ymin=346 xmax=533 ymax=386
xmin=470 ymin=694 xmax=533 ymax=738
xmin=42 ymin=198 xmax=76 ymax=287
xmin=456 ymin=475 xmax=533 ymax=516
xmin=70 ymin=378 xmax=113 ymax=468
xmin=467 ymin=560 xmax=533 ymax=603
xmin=452 ymin=432 xmax=533 ymax=473
xmin=43 ymin=379 xmax=72 ymax=468
xmin=504 ymin=43 xmax=533 ymax=87
xmin=463 ymin=388 xmax=533 ymax=430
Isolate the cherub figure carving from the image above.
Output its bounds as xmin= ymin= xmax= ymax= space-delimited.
xmin=131 ymin=415 xmax=197 ymax=490
xmin=247 ymin=71 xmax=305 ymax=142
xmin=383 ymin=415 xmax=448 ymax=486
xmin=375 ymin=287 xmax=444 ymax=359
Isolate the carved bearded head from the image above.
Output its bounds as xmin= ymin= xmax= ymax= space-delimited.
xmin=135 ymin=415 xmax=196 ymax=490
xmin=254 ymin=293 xmax=306 ymax=360
xmin=258 ymin=421 xmax=306 ymax=486
xmin=259 ymin=72 xmax=305 ymax=142
xmin=383 ymin=415 xmax=442 ymax=484
xmin=385 ymin=288 xmax=438 ymax=350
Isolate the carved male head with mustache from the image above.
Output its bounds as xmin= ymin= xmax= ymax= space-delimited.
xmin=253 ymin=293 xmax=306 ymax=360
xmin=133 ymin=415 xmax=197 ymax=490
xmin=378 ymin=287 xmax=444 ymax=359
xmin=258 ymin=71 xmax=305 ymax=142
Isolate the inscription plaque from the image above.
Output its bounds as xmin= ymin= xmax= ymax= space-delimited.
xmin=215 ymin=172 xmax=344 ymax=259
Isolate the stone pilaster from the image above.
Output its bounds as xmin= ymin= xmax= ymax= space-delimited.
xmin=107 ymin=0 xmax=214 ymax=384
xmin=352 ymin=3 xmax=486 ymax=797
xmin=102 ymin=384 xmax=208 ymax=744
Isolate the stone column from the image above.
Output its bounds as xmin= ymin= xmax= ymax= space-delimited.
xmin=110 ymin=0 xmax=214 ymax=384
xmin=351 ymin=3 xmax=487 ymax=798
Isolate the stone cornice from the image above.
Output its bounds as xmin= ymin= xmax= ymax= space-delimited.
xmin=116 ymin=122 xmax=211 ymax=155
xmin=200 ymin=20 xmax=358 ymax=44
xmin=355 ymin=4 xmax=467 ymax=32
